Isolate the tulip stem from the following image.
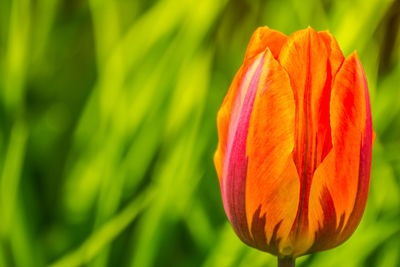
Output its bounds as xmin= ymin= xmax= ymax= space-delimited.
xmin=277 ymin=257 xmax=295 ymax=267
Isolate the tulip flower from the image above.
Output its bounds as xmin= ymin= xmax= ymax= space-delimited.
xmin=214 ymin=26 xmax=374 ymax=266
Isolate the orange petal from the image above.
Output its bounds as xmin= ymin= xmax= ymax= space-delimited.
xmin=244 ymin=26 xmax=288 ymax=62
xmin=335 ymin=52 xmax=373 ymax=244
xmin=308 ymin=52 xmax=373 ymax=253
xmin=220 ymin=52 xmax=266 ymax=244
xmin=313 ymin=31 xmax=346 ymax=173
xmin=245 ymin=49 xmax=299 ymax=256
xmin=214 ymin=66 xmax=243 ymax=180
xmin=215 ymin=27 xmax=288 ymax=181
xmin=278 ymin=27 xmax=332 ymax=242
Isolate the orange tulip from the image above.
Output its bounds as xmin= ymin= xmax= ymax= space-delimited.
xmin=214 ymin=26 xmax=374 ymax=264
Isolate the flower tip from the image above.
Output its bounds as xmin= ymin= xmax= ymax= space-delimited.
xmin=306 ymin=25 xmax=313 ymax=31
xmin=260 ymin=25 xmax=271 ymax=30
xmin=349 ymin=50 xmax=359 ymax=59
xmin=304 ymin=26 xmax=318 ymax=35
xmin=345 ymin=50 xmax=361 ymax=65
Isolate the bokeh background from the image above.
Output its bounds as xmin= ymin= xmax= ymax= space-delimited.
xmin=0 ymin=0 xmax=399 ymax=266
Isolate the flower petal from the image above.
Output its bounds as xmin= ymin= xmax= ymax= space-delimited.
xmin=214 ymin=66 xmax=243 ymax=180
xmin=334 ymin=52 xmax=373 ymax=244
xmin=245 ymin=49 xmax=299 ymax=256
xmin=278 ymin=27 xmax=333 ymax=243
xmin=245 ymin=26 xmax=288 ymax=62
xmin=221 ymin=52 xmax=265 ymax=244
xmin=214 ymin=27 xmax=288 ymax=181
xmin=308 ymin=52 xmax=373 ymax=252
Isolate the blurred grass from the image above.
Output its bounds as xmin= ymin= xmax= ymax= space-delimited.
xmin=0 ymin=0 xmax=399 ymax=267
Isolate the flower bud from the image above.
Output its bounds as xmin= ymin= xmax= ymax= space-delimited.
xmin=214 ymin=26 xmax=374 ymax=258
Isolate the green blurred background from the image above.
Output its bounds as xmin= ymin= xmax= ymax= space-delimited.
xmin=0 ymin=0 xmax=399 ymax=266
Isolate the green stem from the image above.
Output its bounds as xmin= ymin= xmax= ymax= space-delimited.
xmin=277 ymin=257 xmax=295 ymax=267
